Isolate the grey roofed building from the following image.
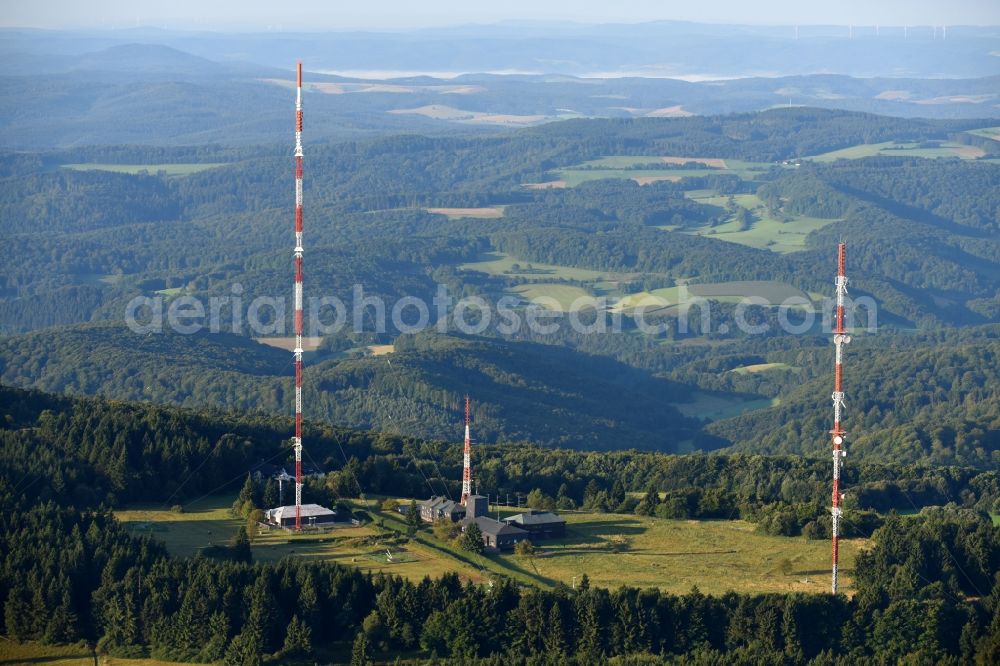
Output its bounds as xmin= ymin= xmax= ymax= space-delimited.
xmin=503 ymin=510 xmax=566 ymax=539
xmin=464 ymin=494 xmax=488 ymax=518
xmin=265 ymin=503 xmax=337 ymax=528
xmin=463 ymin=515 xmax=529 ymax=551
xmin=419 ymin=495 xmax=466 ymax=523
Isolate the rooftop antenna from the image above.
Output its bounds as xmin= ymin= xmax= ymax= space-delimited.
xmin=461 ymin=395 xmax=473 ymax=505
xmin=830 ymin=243 xmax=851 ymax=594
xmin=292 ymin=61 xmax=305 ymax=530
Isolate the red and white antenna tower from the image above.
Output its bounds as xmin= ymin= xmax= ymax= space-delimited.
xmin=461 ymin=396 xmax=472 ymax=505
xmin=830 ymin=243 xmax=850 ymax=593
xmin=293 ymin=62 xmax=305 ymax=530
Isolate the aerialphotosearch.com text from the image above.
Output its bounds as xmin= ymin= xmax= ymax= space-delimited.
xmin=125 ymin=283 xmax=877 ymax=338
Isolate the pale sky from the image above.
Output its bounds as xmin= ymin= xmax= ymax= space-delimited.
xmin=3 ymin=0 xmax=999 ymax=31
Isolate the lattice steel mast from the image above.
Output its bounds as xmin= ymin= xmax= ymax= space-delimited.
xmin=830 ymin=243 xmax=850 ymax=593
xmin=293 ymin=62 xmax=305 ymax=530
xmin=461 ymin=396 xmax=472 ymax=505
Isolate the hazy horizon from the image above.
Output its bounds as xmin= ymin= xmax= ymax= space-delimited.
xmin=4 ymin=0 xmax=1000 ymax=31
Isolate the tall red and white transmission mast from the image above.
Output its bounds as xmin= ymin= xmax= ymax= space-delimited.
xmin=293 ymin=62 xmax=305 ymax=530
xmin=461 ymin=396 xmax=472 ymax=505
xmin=830 ymin=243 xmax=850 ymax=593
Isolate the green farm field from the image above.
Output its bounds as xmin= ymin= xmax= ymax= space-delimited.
xmin=511 ymin=283 xmax=597 ymax=311
xmin=460 ymin=252 xmax=639 ymax=282
xmin=804 ymin=141 xmax=985 ymax=162
xmin=673 ymin=390 xmax=779 ymax=421
xmin=967 ymin=126 xmax=1000 ymax=141
xmin=62 ymin=163 xmax=227 ymax=176
xmin=611 ymin=280 xmax=812 ymax=314
xmin=553 ymin=156 xmax=778 ymax=187
xmin=680 ymin=192 xmax=841 ymax=253
xmin=425 ymin=206 xmax=505 ymax=219
xmin=730 ymin=362 xmax=799 ymax=375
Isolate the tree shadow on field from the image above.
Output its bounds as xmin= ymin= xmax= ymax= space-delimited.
xmin=796 ymin=567 xmax=854 ymax=576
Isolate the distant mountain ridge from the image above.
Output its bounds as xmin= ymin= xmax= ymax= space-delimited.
xmin=2 ymin=22 xmax=998 ymax=78
xmin=0 ymin=41 xmax=997 ymax=148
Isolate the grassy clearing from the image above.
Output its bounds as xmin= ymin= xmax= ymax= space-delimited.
xmin=367 ymin=344 xmax=395 ymax=356
xmin=74 ymin=272 xmax=122 ymax=287
xmin=527 ymin=512 xmax=863 ymax=596
xmin=511 ymin=284 xmax=597 ymax=312
xmin=460 ymin=252 xmax=638 ymax=282
xmin=251 ymin=523 xmax=472 ymax=582
xmin=685 ymin=192 xmax=764 ymax=208
xmin=879 ymin=142 xmax=985 ymax=159
xmin=553 ymin=157 xmax=776 ymax=188
xmin=116 ymin=495 xmax=867 ymax=596
xmin=116 ymin=495 xmax=242 ymax=558
xmin=0 ymin=641 xmax=209 ymax=666
xmin=116 ymin=495 xmax=488 ymax=584
xmin=805 ymin=143 xmax=891 ymax=161
xmin=730 ymin=362 xmax=799 ymax=375
xmin=679 ymin=191 xmax=841 ymax=254
xmin=805 ymin=141 xmax=984 ymax=162
xmin=62 ymin=163 xmax=227 ymax=176
xmin=521 ymin=180 xmax=568 ymax=189
xmin=0 ymin=641 xmax=95 ymax=666
xmin=105 ymin=658 xmax=208 ymax=666
xmin=255 ymin=336 xmax=324 ymax=352
xmin=689 ymin=215 xmax=839 ymax=253
xmin=578 ymin=156 xmax=728 ymax=169
xmin=611 ymin=281 xmax=812 ymax=314
xmin=673 ymin=391 xmax=778 ymax=421
xmin=425 ymin=207 xmax=504 ymax=219
xmin=968 ymin=126 xmax=1000 ymax=141
xmin=388 ymin=105 xmax=545 ymax=126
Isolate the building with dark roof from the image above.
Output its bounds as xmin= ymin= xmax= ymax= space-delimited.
xmin=503 ymin=510 xmax=566 ymax=539
xmin=419 ymin=496 xmax=466 ymax=523
xmin=464 ymin=494 xmax=488 ymax=518
xmin=463 ymin=515 xmax=529 ymax=551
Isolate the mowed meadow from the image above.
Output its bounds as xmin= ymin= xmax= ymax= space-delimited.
xmin=0 ymin=641 xmax=210 ymax=666
xmin=116 ymin=495 xmax=864 ymax=596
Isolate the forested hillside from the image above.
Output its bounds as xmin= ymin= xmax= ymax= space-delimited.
xmin=4 ymin=384 xmax=998 ymax=523
xmin=0 ymin=327 xmax=701 ymax=452
xmin=4 ymin=110 xmax=997 ymax=334
xmin=3 ymin=108 xmax=1000 ymax=469
xmin=2 ymin=386 xmax=999 ymax=664
xmin=708 ymin=329 xmax=1000 ymax=467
